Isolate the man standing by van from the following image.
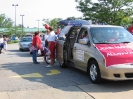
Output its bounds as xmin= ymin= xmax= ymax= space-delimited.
xmin=0 ymin=35 xmax=4 ymax=54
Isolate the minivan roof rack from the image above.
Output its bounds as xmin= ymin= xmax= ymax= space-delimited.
xmin=58 ymin=19 xmax=90 ymax=26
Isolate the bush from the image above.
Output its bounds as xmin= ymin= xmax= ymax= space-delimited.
xmin=12 ymin=40 xmax=19 ymax=43
xmin=7 ymin=40 xmax=19 ymax=44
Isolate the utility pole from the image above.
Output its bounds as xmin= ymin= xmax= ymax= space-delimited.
xmin=20 ymin=15 xmax=24 ymax=34
xmin=12 ymin=4 xmax=18 ymax=36
xmin=36 ymin=20 xmax=40 ymax=31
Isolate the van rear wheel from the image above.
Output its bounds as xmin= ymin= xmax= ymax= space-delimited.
xmin=88 ymin=60 xmax=103 ymax=84
xmin=45 ymin=55 xmax=50 ymax=64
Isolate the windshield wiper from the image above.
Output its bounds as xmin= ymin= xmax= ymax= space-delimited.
xmin=94 ymin=42 xmax=112 ymax=44
xmin=119 ymin=41 xmax=131 ymax=43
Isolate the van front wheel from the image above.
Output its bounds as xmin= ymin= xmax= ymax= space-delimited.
xmin=59 ymin=61 xmax=68 ymax=68
xmin=88 ymin=60 xmax=103 ymax=84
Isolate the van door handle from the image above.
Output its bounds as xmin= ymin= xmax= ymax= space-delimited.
xmin=74 ymin=47 xmax=76 ymax=49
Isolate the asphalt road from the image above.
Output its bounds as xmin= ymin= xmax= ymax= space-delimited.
xmin=0 ymin=43 xmax=93 ymax=91
xmin=1 ymin=43 xmax=133 ymax=99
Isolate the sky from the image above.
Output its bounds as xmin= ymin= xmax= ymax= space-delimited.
xmin=0 ymin=0 xmax=85 ymax=28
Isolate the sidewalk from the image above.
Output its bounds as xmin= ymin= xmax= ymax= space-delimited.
xmin=0 ymin=86 xmax=93 ymax=99
xmin=1 ymin=83 xmax=133 ymax=99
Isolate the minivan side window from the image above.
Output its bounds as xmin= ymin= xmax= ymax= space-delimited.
xmin=77 ymin=28 xmax=89 ymax=44
xmin=58 ymin=26 xmax=71 ymax=41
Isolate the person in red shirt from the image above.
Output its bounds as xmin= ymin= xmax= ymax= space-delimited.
xmin=128 ymin=21 xmax=133 ymax=34
xmin=31 ymin=31 xmax=42 ymax=64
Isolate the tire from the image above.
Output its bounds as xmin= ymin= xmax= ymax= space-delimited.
xmin=88 ymin=60 xmax=103 ymax=84
xmin=44 ymin=55 xmax=50 ymax=64
xmin=59 ymin=61 xmax=68 ymax=68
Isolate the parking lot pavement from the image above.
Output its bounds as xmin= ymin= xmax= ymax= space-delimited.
xmin=1 ymin=43 xmax=133 ymax=99
xmin=0 ymin=43 xmax=93 ymax=99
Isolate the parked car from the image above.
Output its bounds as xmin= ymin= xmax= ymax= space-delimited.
xmin=19 ymin=37 xmax=32 ymax=51
xmin=56 ymin=24 xmax=133 ymax=84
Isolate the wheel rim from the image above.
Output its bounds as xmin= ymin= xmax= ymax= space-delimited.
xmin=46 ymin=56 xmax=50 ymax=63
xmin=90 ymin=64 xmax=97 ymax=81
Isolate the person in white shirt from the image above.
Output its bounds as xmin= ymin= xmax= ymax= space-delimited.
xmin=0 ymin=35 xmax=4 ymax=54
xmin=46 ymin=26 xmax=56 ymax=67
xmin=83 ymin=31 xmax=89 ymax=42
xmin=3 ymin=36 xmax=7 ymax=53
xmin=0 ymin=35 xmax=3 ymax=43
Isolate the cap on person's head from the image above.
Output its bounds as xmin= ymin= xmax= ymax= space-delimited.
xmin=44 ymin=24 xmax=49 ymax=29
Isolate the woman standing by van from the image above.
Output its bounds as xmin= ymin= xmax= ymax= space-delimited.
xmin=46 ymin=26 xmax=56 ymax=67
xmin=31 ymin=31 xmax=42 ymax=64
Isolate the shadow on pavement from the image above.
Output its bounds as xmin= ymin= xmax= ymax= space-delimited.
xmin=7 ymin=49 xmax=31 ymax=57
xmin=1 ymin=62 xmax=133 ymax=93
xmin=0 ymin=62 xmax=90 ymax=90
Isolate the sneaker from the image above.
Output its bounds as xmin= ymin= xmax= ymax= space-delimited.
xmin=46 ymin=65 xmax=53 ymax=68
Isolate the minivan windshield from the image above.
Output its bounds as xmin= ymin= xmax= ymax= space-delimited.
xmin=90 ymin=27 xmax=133 ymax=44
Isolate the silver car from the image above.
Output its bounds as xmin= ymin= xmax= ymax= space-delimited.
xmin=19 ymin=37 xmax=32 ymax=51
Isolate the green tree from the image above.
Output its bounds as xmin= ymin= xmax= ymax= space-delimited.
xmin=3 ymin=28 xmax=15 ymax=37
xmin=42 ymin=18 xmax=62 ymax=29
xmin=75 ymin=0 xmax=133 ymax=25
xmin=0 ymin=14 xmax=14 ymax=37
xmin=0 ymin=14 xmax=26 ymax=37
xmin=66 ymin=16 xmax=83 ymax=20
xmin=15 ymin=26 xmax=26 ymax=38
xmin=0 ymin=14 xmax=13 ymax=28
xmin=42 ymin=30 xmax=46 ymax=33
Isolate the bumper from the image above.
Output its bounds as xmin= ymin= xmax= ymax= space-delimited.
xmin=100 ymin=64 xmax=133 ymax=81
xmin=20 ymin=46 xmax=30 ymax=50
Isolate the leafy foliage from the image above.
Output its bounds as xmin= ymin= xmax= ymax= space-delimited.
xmin=42 ymin=18 xmax=62 ymax=29
xmin=66 ymin=16 xmax=83 ymax=20
xmin=7 ymin=40 xmax=19 ymax=44
xmin=75 ymin=0 xmax=133 ymax=25
xmin=0 ymin=14 xmax=13 ymax=28
xmin=0 ymin=14 xmax=26 ymax=37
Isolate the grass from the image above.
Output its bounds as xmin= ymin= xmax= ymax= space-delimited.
xmin=7 ymin=40 xmax=19 ymax=44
